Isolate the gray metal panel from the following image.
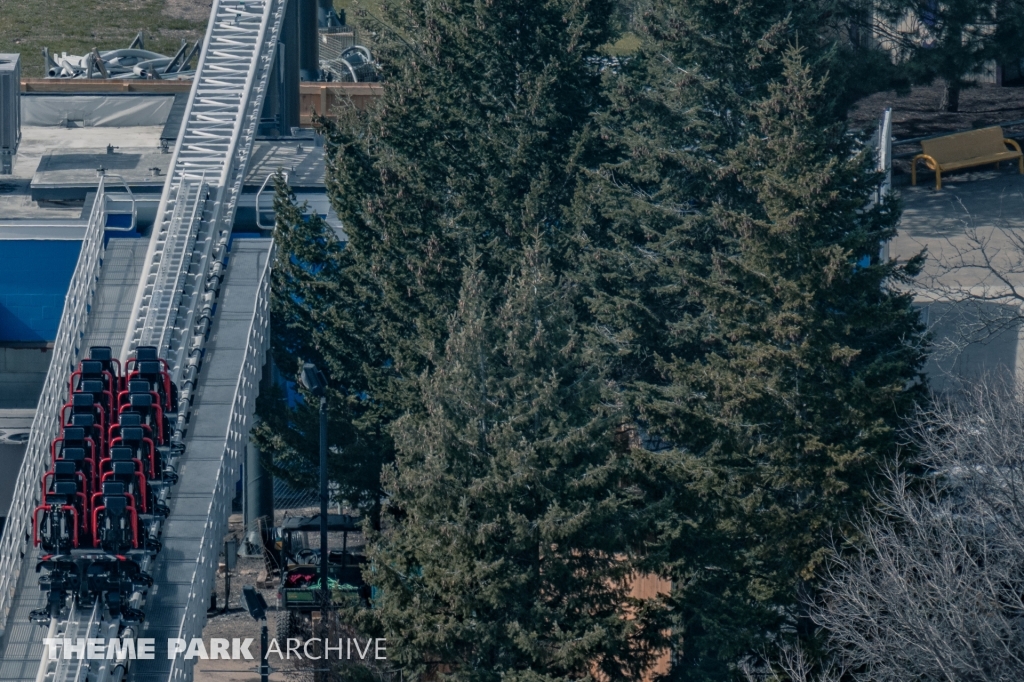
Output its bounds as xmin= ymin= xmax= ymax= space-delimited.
xmin=130 ymin=239 xmax=271 ymax=682
xmin=0 ymin=545 xmax=48 ymax=681
xmin=174 ymin=436 xmax=229 ymax=460
xmin=0 ymin=54 xmax=20 ymax=154
xmin=0 ymin=222 xmax=87 ymax=240
xmin=174 ymin=459 xmax=224 ymax=487
xmin=186 ymin=413 xmax=237 ymax=440
xmin=82 ymin=239 xmax=149 ymax=349
xmin=151 ymin=559 xmax=203 ymax=585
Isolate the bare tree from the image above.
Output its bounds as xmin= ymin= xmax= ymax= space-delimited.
xmin=866 ymin=0 xmax=1024 ymax=112
xmin=740 ymin=642 xmax=848 ymax=682
xmin=812 ymin=381 xmax=1024 ymax=682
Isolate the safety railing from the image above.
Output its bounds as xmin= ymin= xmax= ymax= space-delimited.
xmin=255 ymin=171 xmax=288 ymax=229
xmin=0 ymin=177 xmax=109 ymax=638
xmin=876 ymin=108 xmax=893 ymax=262
xmin=101 ymin=174 xmax=138 ymax=233
xmin=137 ymin=174 xmax=208 ymax=358
xmin=878 ymin=107 xmax=893 ymax=199
xmin=168 ymin=242 xmax=274 ymax=682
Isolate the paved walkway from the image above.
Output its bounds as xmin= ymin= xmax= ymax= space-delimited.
xmin=892 ymin=167 xmax=1024 ymax=389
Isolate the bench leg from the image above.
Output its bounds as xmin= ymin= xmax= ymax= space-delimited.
xmin=936 ymin=170 xmax=942 ymax=191
xmin=912 ymin=160 xmax=917 ymax=186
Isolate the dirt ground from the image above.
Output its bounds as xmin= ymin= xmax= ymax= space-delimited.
xmin=196 ymin=510 xmax=367 ymax=681
xmin=162 ymin=0 xmax=213 ymax=23
xmin=197 ymin=513 xmax=296 ymax=681
xmin=850 ymin=83 xmax=1024 ymax=140
xmin=848 ymin=83 xmax=1024 ymax=184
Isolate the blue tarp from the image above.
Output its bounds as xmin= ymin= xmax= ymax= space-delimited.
xmin=0 ymin=241 xmax=81 ymax=342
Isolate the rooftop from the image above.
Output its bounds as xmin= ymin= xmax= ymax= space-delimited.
xmin=0 ymin=124 xmax=164 ymax=221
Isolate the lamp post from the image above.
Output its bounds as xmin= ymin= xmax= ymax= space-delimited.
xmin=242 ymin=585 xmax=270 ymax=682
xmin=299 ymin=362 xmax=329 ymax=611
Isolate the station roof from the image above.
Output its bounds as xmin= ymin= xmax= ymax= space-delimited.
xmin=2 ymin=123 xmax=329 ymax=216
xmin=0 ymin=125 xmax=163 ymax=222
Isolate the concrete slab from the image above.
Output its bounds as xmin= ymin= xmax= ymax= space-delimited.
xmin=0 ymin=411 xmax=33 ymax=518
xmin=244 ymin=139 xmax=324 ymax=189
xmin=6 ymin=126 xmax=165 ymax=182
xmin=31 ymin=148 xmax=168 ymax=201
xmin=0 ymin=125 xmax=164 ymax=219
xmin=892 ymin=168 xmax=1024 ymax=390
xmin=892 ymin=169 xmax=1024 ymax=269
xmin=0 ymin=348 xmax=52 ymax=409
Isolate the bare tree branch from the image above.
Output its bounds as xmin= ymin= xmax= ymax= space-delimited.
xmin=812 ymin=380 xmax=1024 ymax=682
xmin=901 ymin=183 xmax=1024 ymax=377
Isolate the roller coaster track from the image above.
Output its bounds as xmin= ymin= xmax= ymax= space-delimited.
xmin=0 ymin=0 xmax=286 ymax=679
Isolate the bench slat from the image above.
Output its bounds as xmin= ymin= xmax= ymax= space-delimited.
xmin=921 ymin=127 xmax=1009 ymax=164
xmin=938 ymin=150 xmax=1021 ymax=171
xmin=912 ymin=126 xmax=1023 ymax=190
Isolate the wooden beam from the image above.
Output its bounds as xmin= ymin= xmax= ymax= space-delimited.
xmin=20 ymin=78 xmax=191 ymax=93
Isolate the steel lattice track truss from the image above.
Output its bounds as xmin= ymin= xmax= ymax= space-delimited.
xmin=125 ymin=0 xmax=285 ymax=379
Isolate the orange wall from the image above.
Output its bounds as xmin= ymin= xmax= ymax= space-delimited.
xmin=629 ymin=573 xmax=672 ymax=679
xmin=20 ymin=80 xmax=385 ymax=124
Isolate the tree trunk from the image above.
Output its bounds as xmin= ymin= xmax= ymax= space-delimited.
xmin=370 ymin=495 xmax=382 ymax=531
xmin=941 ymin=80 xmax=961 ymax=113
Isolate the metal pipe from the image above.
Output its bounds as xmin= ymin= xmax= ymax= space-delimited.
xmin=178 ymin=41 xmax=202 ymax=73
xmin=260 ymin=624 xmax=270 ymax=682
xmin=319 ymin=394 xmax=328 ymax=608
xmin=91 ymin=48 xmax=109 ymax=78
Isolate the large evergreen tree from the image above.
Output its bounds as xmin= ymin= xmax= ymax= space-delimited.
xmin=571 ymin=0 xmax=853 ymax=396
xmin=650 ymin=50 xmax=926 ymax=679
xmin=575 ymin=24 xmax=929 ymax=680
xmin=261 ymin=2 xmax=930 ymax=678
xmin=258 ymin=0 xmax=619 ymax=518
xmin=367 ymin=240 xmax=662 ymax=680
xmin=258 ymin=0 xmax=617 ymax=519
xmin=261 ymin=0 xmax=665 ymax=675
xmin=328 ymin=0 xmax=615 ymax=376
xmin=254 ymin=179 xmax=390 ymax=518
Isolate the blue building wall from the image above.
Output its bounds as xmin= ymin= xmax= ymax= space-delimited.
xmin=0 ymin=241 xmax=81 ymax=343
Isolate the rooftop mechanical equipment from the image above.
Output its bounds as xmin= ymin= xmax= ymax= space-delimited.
xmin=0 ymin=53 xmax=21 ymax=174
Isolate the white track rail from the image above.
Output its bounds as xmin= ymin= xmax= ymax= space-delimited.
xmin=40 ymin=602 xmax=102 ymax=682
xmin=140 ymin=177 xmax=208 ymax=360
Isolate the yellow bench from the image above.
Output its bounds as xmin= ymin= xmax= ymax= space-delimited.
xmin=912 ymin=126 xmax=1023 ymax=190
